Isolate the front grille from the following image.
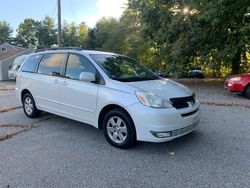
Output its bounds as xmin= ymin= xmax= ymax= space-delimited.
xmin=170 ymin=95 xmax=195 ymax=109
xmin=171 ymin=122 xmax=198 ymax=137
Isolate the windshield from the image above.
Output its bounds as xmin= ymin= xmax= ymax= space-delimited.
xmin=10 ymin=55 xmax=28 ymax=71
xmin=10 ymin=64 xmax=20 ymax=71
xmin=90 ymin=54 xmax=159 ymax=82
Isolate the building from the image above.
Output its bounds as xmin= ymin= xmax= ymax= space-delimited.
xmin=0 ymin=42 xmax=32 ymax=81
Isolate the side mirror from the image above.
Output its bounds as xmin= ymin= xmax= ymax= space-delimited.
xmin=79 ymin=72 xmax=96 ymax=83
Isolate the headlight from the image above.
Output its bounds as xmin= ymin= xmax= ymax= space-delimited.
xmin=135 ymin=91 xmax=172 ymax=108
xmin=229 ymin=77 xmax=241 ymax=81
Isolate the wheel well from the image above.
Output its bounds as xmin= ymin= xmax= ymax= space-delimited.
xmin=21 ymin=89 xmax=31 ymax=102
xmin=98 ymin=104 xmax=133 ymax=130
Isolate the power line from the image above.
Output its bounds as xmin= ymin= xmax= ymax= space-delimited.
xmin=51 ymin=0 xmax=57 ymax=20
xmin=67 ymin=0 xmax=78 ymax=23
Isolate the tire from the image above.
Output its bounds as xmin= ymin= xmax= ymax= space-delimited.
xmin=102 ymin=109 xmax=136 ymax=149
xmin=22 ymin=93 xmax=41 ymax=118
xmin=245 ymin=85 xmax=250 ymax=99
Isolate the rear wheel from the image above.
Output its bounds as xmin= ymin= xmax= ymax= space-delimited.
xmin=245 ymin=85 xmax=250 ymax=99
xmin=22 ymin=93 xmax=41 ymax=118
xmin=103 ymin=109 xmax=136 ymax=149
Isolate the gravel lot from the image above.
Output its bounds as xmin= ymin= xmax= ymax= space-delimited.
xmin=0 ymin=79 xmax=250 ymax=188
xmin=178 ymin=79 xmax=250 ymax=107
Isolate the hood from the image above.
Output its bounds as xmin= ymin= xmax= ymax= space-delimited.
xmin=126 ymin=79 xmax=193 ymax=100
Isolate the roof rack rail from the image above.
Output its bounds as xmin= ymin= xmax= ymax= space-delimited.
xmin=34 ymin=47 xmax=82 ymax=53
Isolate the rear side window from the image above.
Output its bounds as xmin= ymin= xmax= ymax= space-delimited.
xmin=38 ymin=53 xmax=66 ymax=76
xmin=66 ymin=54 xmax=96 ymax=80
xmin=21 ymin=54 xmax=41 ymax=73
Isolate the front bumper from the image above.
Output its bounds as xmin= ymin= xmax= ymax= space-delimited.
xmin=8 ymin=74 xmax=16 ymax=80
xmin=127 ymin=100 xmax=200 ymax=142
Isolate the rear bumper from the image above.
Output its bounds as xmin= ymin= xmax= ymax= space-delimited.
xmin=127 ymin=101 xmax=200 ymax=142
xmin=224 ymin=81 xmax=244 ymax=93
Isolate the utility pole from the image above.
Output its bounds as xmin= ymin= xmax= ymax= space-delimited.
xmin=57 ymin=0 xmax=62 ymax=47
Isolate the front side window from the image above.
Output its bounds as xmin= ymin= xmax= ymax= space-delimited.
xmin=66 ymin=54 xmax=96 ymax=80
xmin=21 ymin=54 xmax=41 ymax=73
xmin=38 ymin=53 xmax=66 ymax=76
xmin=90 ymin=54 xmax=158 ymax=82
xmin=12 ymin=55 xmax=28 ymax=71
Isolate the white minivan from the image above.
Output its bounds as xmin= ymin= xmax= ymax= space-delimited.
xmin=16 ymin=48 xmax=200 ymax=148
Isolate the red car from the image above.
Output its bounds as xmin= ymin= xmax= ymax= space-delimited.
xmin=224 ymin=73 xmax=250 ymax=99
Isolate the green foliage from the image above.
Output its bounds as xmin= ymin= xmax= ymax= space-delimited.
xmin=0 ymin=20 xmax=13 ymax=43
xmin=15 ymin=18 xmax=39 ymax=48
xmin=86 ymin=28 xmax=96 ymax=49
xmin=127 ymin=0 xmax=250 ymax=77
xmin=79 ymin=22 xmax=89 ymax=48
xmin=62 ymin=21 xmax=79 ymax=47
xmin=92 ymin=18 xmax=124 ymax=52
xmin=196 ymin=0 xmax=250 ymax=74
xmin=61 ymin=21 xmax=89 ymax=48
xmin=37 ymin=16 xmax=57 ymax=48
xmin=7 ymin=1 xmax=250 ymax=77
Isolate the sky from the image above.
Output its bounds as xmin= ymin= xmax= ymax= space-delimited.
xmin=0 ymin=0 xmax=128 ymax=31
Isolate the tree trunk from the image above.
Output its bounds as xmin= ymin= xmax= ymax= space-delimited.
xmin=231 ymin=48 xmax=241 ymax=75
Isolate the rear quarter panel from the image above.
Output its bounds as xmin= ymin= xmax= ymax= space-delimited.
xmin=16 ymin=72 xmax=32 ymax=102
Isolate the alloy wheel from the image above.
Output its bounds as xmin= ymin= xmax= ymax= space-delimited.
xmin=24 ymin=96 xmax=33 ymax=115
xmin=107 ymin=116 xmax=128 ymax=144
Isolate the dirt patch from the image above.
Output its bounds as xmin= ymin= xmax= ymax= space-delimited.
xmin=0 ymin=106 xmax=22 ymax=113
xmin=201 ymin=101 xmax=250 ymax=109
xmin=0 ymin=116 xmax=53 ymax=141
xmin=0 ymin=124 xmax=37 ymax=141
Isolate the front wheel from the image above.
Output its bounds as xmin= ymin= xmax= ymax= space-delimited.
xmin=22 ymin=93 xmax=41 ymax=118
xmin=103 ymin=109 xmax=136 ymax=149
xmin=245 ymin=85 xmax=250 ymax=99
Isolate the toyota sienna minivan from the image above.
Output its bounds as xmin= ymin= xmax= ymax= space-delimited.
xmin=16 ymin=48 xmax=200 ymax=148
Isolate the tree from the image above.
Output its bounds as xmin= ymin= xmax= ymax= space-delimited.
xmin=119 ymin=8 xmax=163 ymax=71
xmin=93 ymin=17 xmax=122 ymax=52
xmin=0 ymin=20 xmax=13 ymax=43
xmin=79 ymin=22 xmax=89 ymax=48
xmin=127 ymin=0 xmax=185 ymax=75
xmin=37 ymin=16 xmax=57 ymax=48
xmin=86 ymin=28 xmax=96 ymax=49
xmin=196 ymin=0 xmax=250 ymax=74
xmin=15 ymin=18 xmax=39 ymax=48
xmin=127 ymin=0 xmax=250 ymax=76
xmin=62 ymin=21 xmax=80 ymax=47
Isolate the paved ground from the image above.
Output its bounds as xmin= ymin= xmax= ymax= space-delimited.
xmin=0 ymin=80 xmax=250 ymax=188
xmin=0 ymin=81 xmax=16 ymax=91
xmin=0 ymin=90 xmax=21 ymax=110
xmin=178 ymin=79 xmax=250 ymax=107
